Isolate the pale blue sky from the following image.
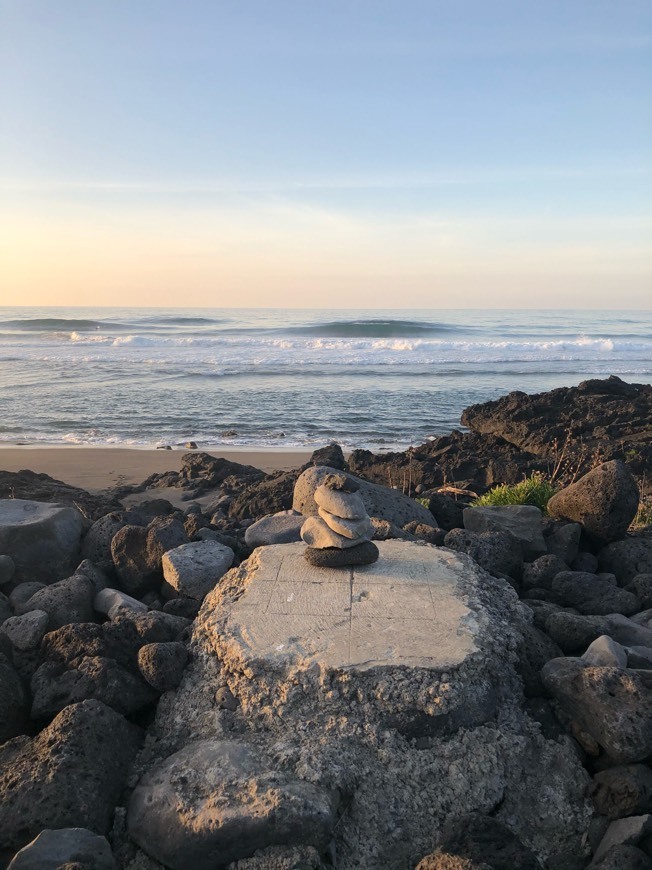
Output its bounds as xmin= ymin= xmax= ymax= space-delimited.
xmin=1 ymin=1 xmax=650 ymax=307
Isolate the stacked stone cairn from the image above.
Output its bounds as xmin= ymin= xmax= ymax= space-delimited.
xmin=300 ymin=473 xmax=379 ymax=567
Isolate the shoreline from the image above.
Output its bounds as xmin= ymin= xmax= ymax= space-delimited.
xmin=0 ymin=446 xmax=313 ymax=492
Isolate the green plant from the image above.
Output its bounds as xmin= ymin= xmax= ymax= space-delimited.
xmin=415 ymin=496 xmax=430 ymax=508
xmin=471 ymin=472 xmax=558 ymax=513
xmin=631 ymin=498 xmax=652 ymax=530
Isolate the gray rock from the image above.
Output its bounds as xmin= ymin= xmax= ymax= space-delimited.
xmin=573 ymin=551 xmax=600 ymax=573
xmin=626 ymin=574 xmax=652 ymax=610
xmin=137 ymin=641 xmax=188 ymax=691
xmin=318 ymin=507 xmax=373 ymax=540
xmin=300 ymin=516 xmax=368 ymax=549
xmin=7 ymin=827 xmax=116 ymax=870
xmin=551 ymin=571 xmax=641 ymax=616
xmin=0 ymin=499 xmax=84 ymax=583
xmin=162 ymin=540 xmax=234 ymax=600
xmin=590 ymin=844 xmax=652 ymax=869
xmin=582 ymin=636 xmax=628 ymax=668
xmin=0 ymin=610 xmax=49 ymax=651
xmin=590 ymin=764 xmax=652 ymax=819
xmin=31 ymin=655 xmax=158 ymax=718
xmin=521 ymin=598 xmax=574 ymax=631
xmin=427 ymin=493 xmax=464 ymax=531
xmin=94 ymin=587 xmax=148 ymax=617
xmin=72 ymin=558 xmax=107 ymax=593
xmin=0 ymin=700 xmax=140 ymax=854
xmin=9 ymin=582 xmax=46 ymax=613
xmin=547 ymin=460 xmax=639 ymax=544
xmin=541 ymin=658 xmax=652 ymax=762
xmin=127 ymin=739 xmax=338 ymax=869
xmin=314 ymin=484 xmax=366 ymax=520
xmin=515 ymin=623 xmax=564 ymax=697
xmin=293 ymin=465 xmax=434 ymax=528
xmin=0 ymin=590 xmax=11 ymax=625
xmin=81 ymin=511 xmax=130 ymax=568
xmin=627 ymin=646 xmax=652 ymax=669
xmin=632 ymin=609 xmax=652 ymax=629
xmin=463 ymin=504 xmax=546 ymax=560
xmin=111 ymin=516 xmax=189 ymax=596
xmin=304 ymin=541 xmax=379 ymax=567
xmin=545 ymin=612 xmax=652 ymax=654
xmin=244 ymin=510 xmax=305 ymax=548
xmin=0 ymin=654 xmax=26 ymax=742
xmin=0 ymin=554 xmax=15 ymax=585
xmin=444 ymin=527 xmax=523 ymax=580
xmin=544 ymin=521 xmax=581 ymax=564
xmin=593 ymin=814 xmax=652 ymax=863
xmin=522 ymin=554 xmax=569 ymax=590
xmin=22 ymin=573 xmax=95 ymax=629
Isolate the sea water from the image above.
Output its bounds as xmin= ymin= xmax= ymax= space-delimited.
xmin=0 ymin=307 xmax=650 ymax=451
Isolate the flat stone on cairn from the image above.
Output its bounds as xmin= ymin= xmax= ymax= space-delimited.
xmin=301 ymin=473 xmax=378 ymax=566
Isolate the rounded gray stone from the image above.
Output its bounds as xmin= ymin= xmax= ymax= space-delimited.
xmin=304 ymin=541 xmax=379 ymax=567
xmin=244 ymin=510 xmax=305 ymax=548
xmin=0 ymin=610 xmax=49 ymax=651
xmin=137 ymin=641 xmax=188 ymax=691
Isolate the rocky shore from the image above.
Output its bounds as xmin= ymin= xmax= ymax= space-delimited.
xmin=1 ymin=375 xmax=651 ymax=869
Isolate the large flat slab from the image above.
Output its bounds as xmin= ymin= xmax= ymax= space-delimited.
xmin=222 ymin=541 xmax=476 ymax=672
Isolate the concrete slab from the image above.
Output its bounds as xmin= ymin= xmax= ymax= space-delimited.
xmin=222 ymin=540 xmax=476 ymax=672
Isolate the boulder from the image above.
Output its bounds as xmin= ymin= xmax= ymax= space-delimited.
xmin=21 ymin=573 xmax=95 ymax=630
xmin=427 ymin=493 xmax=464 ymax=531
xmin=0 ymin=554 xmax=15 ymax=585
xmin=0 ymin=499 xmax=84 ymax=583
xmin=244 ymin=510 xmax=305 ymax=548
xmin=582 ymin=636 xmax=628 ymax=668
xmin=162 ymin=540 xmax=234 ymax=600
xmin=590 ymin=844 xmax=652 ymax=869
xmin=111 ymin=516 xmax=189 ymax=596
xmin=590 ymin=764 xmax=652 ymax=819
xmin=94 ymin=587 xmax=148 ymax=618
xmin=0 ymin=654 xmax=27 ymax=742
xmin=293 ymin=465 xmax=434 ymax=528
xmin=551 ymin=571 xmax=641 ymax=616
xmin=515 ymin=623 xmax=564 ymax=697
xmin=444 ymin=528 xmax=523 ymax=581
xmin=0 ymin=590 xmax=10 ymax=625
xmin=626 ymin=575 xmax=652 ymax=610
xmin=0 ymin=700 xmax=140 ymax=854
xmin=7 ymin=828 xmax=116 ymax=870
xmin=0 ymin=610 xmax=49 ymax=651
xmin=544 ymin=612 xmax=652 ymax=654
xmin=81 ymin=511 xmax=130 ymax=569
xmin=127 ymin=739 xmax=338 ymax=869
xmin=593 ymin=815 xmax=652 ymax=863
xmin=599 ymin=536 xmax=652 ymax=585
xmin=522 ymin=554 xmax=569 ymax=591
xmin=10 ymin=582 xmax=45 ymax=613
xmin=541 ymin=658 xmax=652 ymax=762
xmin=137 ymin=641 xmax=188 ymax=691
xmin=547 ymin=461 xmax=639 ymax=544
xmin=543 ymin=521 xmax=582 ymax=564
xmin=228 ymin=471 xmax=299 ymax=520
xmin=463 ymin=505 xmax=547 ymax=560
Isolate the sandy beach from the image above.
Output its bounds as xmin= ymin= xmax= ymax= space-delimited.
xmin=0 ymin=447 xmax=313 ymax=492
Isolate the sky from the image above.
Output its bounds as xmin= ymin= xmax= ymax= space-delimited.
xmin=1 ymin=0 xmax=650 ymax=309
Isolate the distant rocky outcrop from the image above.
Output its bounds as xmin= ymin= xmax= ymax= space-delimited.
xmin=0 ymin=470 xmax=122 ymax=520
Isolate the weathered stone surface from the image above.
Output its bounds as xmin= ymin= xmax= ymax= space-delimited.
xmin=10 ymin=582 xmax=45 ymax=613
xmin=590 ymin=844 xmax=652 ymax=869
xmin=0 ymin=469 xmax=121 ymax=521
xmin=444 ymin=527 xmax=523 ymax=580
xmin=593 ymin=815 xmax=652 ymax=863
xmin=31 ymin=655 xmax=159 ymax=718
xmin=0 ymin=700 xmax=140 ymax=854
xmin=0 ymin=610 xmax=49 ymax=651
xmin=547 ymin=461 xmax=639 ymax=544
xmin=137 ymin=641 xmax=188 ymax=691
xmin=111 ymin=516 xmax=189 ymax=596
xmin=314 ymin=484 xmax=366 ymax=520
xmin=544 ymin=521 xmax=582 ymax=564
xmin=128 ymin=739 xmax=338 ymax=869
xmin=81 ymin=511 xmax=130 ymax=568
xmin=463 ymin=505 xmax=546 ymax=560
xmin=300 ymin=515 xmax=368 ymax=550
xmin=0 ymin=554 xmax=15 ymax=585
xmin=304 ymin=541 xmax=379 ymax=567
xmin=522 ymin=554 xmax=569 ymax=590
xmin=162 ymin=540 xmax=234 ymax=600
xmin=551 ymin=571 xmax=641 ymax=616
xmin=149 ymin=541 xmax=593 ymax=869
xmin=544 ymin=612 xmax=652 ymax=654
xmin=0 ymin=499 xmax=84 ymax=583
xmin=590 ymin=764 xmax=652 ymax=819
xmin=21 ymin=574 xmax=95 ymax=629
xmin=94 ymin=587 xmax=148 ymax=617
xmin=582 ymin=636 xmax=628 ymax=668
xmin=7 ymin=828 xmax=116 ymax=870
xmin=515 ymin=623 xmax=564 ymax=697
xmin=427 ymin=493 xmax=464 ymax=531
xmin=318 ymin=506 xmax=373 ymax=540
xmin=0 ymin=654 xmax=26 ymax=742
xmin=244 ymin=510 xmax=305 ymax=548
xmin=599 ymin=535 xmax=652 ymax=585
xmin=293 ymin=465 xmax=434 ymax=528
xmin=541 ymin=658 xmax=652 ymax=762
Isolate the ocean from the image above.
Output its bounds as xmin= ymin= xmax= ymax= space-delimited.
xmin=0 ymin=307 xmax=650 ymax=452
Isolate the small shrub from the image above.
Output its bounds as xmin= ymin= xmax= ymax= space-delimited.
xmin=471 ymin=473 xmax=557 ymax=514
xmin=415 ymin=496 xmax=430 ymax=509
xmin=631 ymin=498 xmax=652 ymax=530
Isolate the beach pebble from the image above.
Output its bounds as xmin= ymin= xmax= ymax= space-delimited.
xmin=163 ymin=598 xmax=201 ymax=619
xmin=0 ymin=610 xmax=49 ymax=651
xmin=137 ymin=641 xmax=188 ymax=691
xmin=7 ymin=827 xmax=116 ymax=870
xmin=162 ymin=540 xmax=234 ymax=600
xmin=304 ymin=541 xmax=379 ymax=568
xmin=0 ymin=555 xmax=15 ymax=586
xmin=301 ymin=516 xmax=368 ymax=550
xmin=81 ymin=512 xmax=130 ymax=568
xmin=94 ymin=587 xmax=148 ymax=618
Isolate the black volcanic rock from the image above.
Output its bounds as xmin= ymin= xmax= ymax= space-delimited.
xmin=460 ymin=376 xmax=652 ymax=488
xmin=0 ymin=470 xmax=122 ymax=521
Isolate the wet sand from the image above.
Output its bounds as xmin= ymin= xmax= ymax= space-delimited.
xmin=0 ymin=447 xmax=312 ymax=492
